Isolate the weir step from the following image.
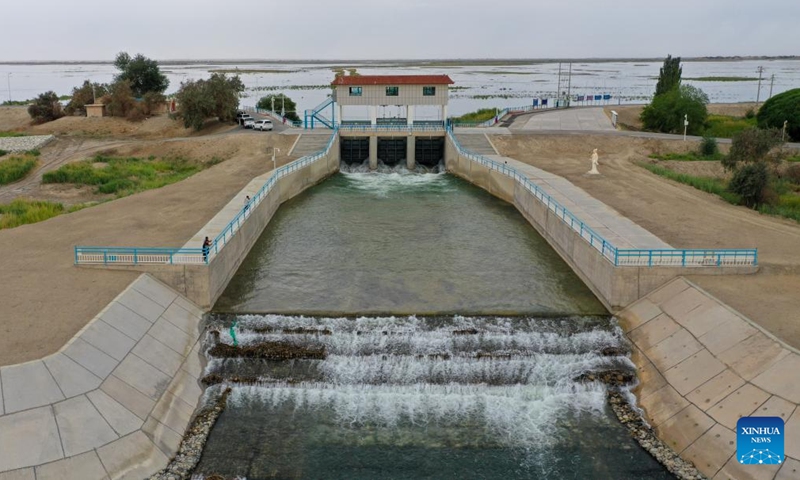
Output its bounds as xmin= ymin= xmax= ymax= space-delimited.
xmin=289 ymin=134 xmax=333 ymax=158
xmin=453 ymin=133 xmax=498 ymax=156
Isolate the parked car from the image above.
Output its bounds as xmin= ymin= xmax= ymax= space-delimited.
xmin=237 ymin=112 xmax=252 ymax=125
xmin=243 ymin=117 xmax=256 ymax=129
xmin=253 ymin=119 xmax=274 ymax=131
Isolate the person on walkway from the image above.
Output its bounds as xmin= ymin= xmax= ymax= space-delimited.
xmin=202 ymin=237 xmax=211 ymax=262
xmin=244 ymin=195 xmax=251 ymax=213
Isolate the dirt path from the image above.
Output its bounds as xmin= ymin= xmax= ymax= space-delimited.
xmin=492 ymin=133 xmax=800 ymax=349
xmin=0 ymin=132 xmax=298 ymax=366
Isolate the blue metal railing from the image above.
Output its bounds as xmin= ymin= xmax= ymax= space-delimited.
xmin=338 ymin=123 xmax=445 ymax=133
xmin=75 ymin=129 xmax=339 ymax=266
xmin=446 ymin=128 xmax=757 ymax=268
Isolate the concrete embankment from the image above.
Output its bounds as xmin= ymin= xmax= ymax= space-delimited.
xmin=619 ymin=278 xmax=800 ymax=480
xmin=0 ymin=275 xmax=206 ymax=479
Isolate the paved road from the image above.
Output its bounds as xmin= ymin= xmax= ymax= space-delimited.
xmin=512 ymin=107 xmax=616 ymax=131
xmin=230 ymin=111 xmax=295 ymax=135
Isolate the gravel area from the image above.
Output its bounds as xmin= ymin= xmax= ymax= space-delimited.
xmin=0 ymin=135 xmax=55 ymax=152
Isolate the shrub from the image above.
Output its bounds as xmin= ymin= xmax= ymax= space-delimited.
xmin=744 ymin=108 xmax=756 ymax=119
xmin=27 ymin=91 xmax=64 ymax=124
xmin=0 ymin=150 xmax=7 ymax=157
xmin=698 ymin=136 xmax=719 ymax=158
xmin=704 ymin=114 xmax=757 ymax=138
xmin=65 ymin=80 xmax=108 ymax=116
xmin=0 ymin=155 xmax=38 ymax=185
xmin=757 ymin=88 xmax=800 ymax=141
xmin=175 ymin=74 xmax=245 ymax=130
xmin=102 ymin=80 xmax=137 ymax=118
xmin=729 ymin=162 xmax=769 ymax=207
xmin=785 ymin=164 xmax=800 ymax=184
xmin=256 ymin=94 xmax=301 ymax=122
xmin=641 ymin=85 xmax=709 ymax=135
xmin=723 ymin=127 xmax=783 ymax=171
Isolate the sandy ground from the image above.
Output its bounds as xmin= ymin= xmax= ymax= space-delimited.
xmin=493 ymin=134 xmax=800 ymax=349
xmin=607 ymin=103 xmax=759 ymax=131
xmin=0 ymin=128 xmax=297 ymax=366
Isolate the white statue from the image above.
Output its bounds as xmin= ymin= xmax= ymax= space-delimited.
xmin=587 ymin=149 xmax=600 ymax=175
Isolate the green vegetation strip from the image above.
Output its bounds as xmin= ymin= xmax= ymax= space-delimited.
xmin=42 ymin=155 xmax=202 ymax=196
xmin=0 ymin=131 xmax=26 ymax=138
xmin=453 ymin=108 xmax=501 ymax=123
xmin=704 ymin=115 xmax=757 ymax=138
xmin=0 ymin=199 xmax=89 ymax=230
xmin=638 ymin=161 xmax=800 ymax=222
xmin=648 ymin=152 xmax=724 ymax=161
xmin=0 ymin=154 xmax=38 ymax=185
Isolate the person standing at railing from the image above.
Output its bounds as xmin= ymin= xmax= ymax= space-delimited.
xmin=244 ymin=195 xmax=251 ymax=214
xmin=202 ymin=237 xmax=211 ymax=262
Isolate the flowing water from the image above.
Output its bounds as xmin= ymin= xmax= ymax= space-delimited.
xmin=199 ymin=169 xmax=672 ymax=479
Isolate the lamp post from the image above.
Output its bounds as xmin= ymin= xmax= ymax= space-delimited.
xmin=783 ymin=120 xmax=788 ymax=142
xmin=683 ymin=114 xmax=689 ymax=141
xmin=272 ymin=147 xmax=280 ymax=171
xmin=281 ymin=95 xmax=285 ymax=118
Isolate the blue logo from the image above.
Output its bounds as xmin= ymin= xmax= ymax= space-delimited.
xmin=737 ymin=416 xmax=784 ymax=465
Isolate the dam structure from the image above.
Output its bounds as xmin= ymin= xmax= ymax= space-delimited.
xmin=3 ymin=75 xmax=793 ymax=480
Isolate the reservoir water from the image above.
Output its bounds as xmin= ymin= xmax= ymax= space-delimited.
xmin=198 ymin=169 xmax=672 ymax=479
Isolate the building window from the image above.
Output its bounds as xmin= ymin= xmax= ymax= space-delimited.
xmin=423 ymin=86 xmax=436 ymax=96
xmin=386 ymin=86 xmax=399 ymax=96
xmin=349 ymin=87 xmax=362 ymax=96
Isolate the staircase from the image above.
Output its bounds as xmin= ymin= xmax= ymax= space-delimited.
xmin=289 ymin=133 xmax=333 ymax=158
xmin=453 ymin=133 xmax=498 ymax=156
xmin=304 ymin=97 xmax=335 ymax=129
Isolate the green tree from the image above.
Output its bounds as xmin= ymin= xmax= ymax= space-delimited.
xmin=641 ymin=85 xmax=708 ymax=135
xmin=65 ymin=80 xmax=109 ymax=116
xmin=757 ymin=88 xmax=800 ymax=141
xmin=257 ymin=94 xmax=300 ymax=122
xmin=114 ymin=52 xmax=169 ymax=98
xmin=27 ymin=91 xmax=64 ymax=123
xmin=723 ymin=127 xmax=783 ymax=171
xmin=729 ymin=162 xmax=769 ymax=207
xmin=654 ymin=55 xmax=682 ymax=97
xmin=175 ymin=73 xmax=244 ymax=130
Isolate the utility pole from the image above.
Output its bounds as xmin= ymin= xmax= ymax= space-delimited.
xmin=271 ymin=96 xmax=275 ymax=113
xmin=783 ymin=120 xmax=788 ymax=142
xmin=756 ymin=66 xmax=764 ymax=107
xmin=281 ymin=95 xmax=285 ymax=117
xmin=556 ymin=62 xmax=562 ymax=107
xmin=566 ymin=62 xmax=572 ymax=108
xmin=769 ymin=74 xmax=775 ymax=99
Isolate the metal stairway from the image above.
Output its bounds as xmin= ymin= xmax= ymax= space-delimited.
xmin=304 ymin=96 xmax=335 ymax=129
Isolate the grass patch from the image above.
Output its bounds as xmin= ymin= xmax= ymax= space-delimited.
xmin=0 ymin=154 xmax=38 ymax=185
xmin=760 ymin=195 xmax=800 ymax=222
xmin=637 ymin=161 xmax=740 ymax=203
xmin=42 ymin=155 xmax=202 ymax=197
xmin=704 ymin=114 xmax=757 ymax=138
xmin=0 ymin=131 xmax=26 ymax=138
xmin=0 ymin=199 xmax=89 ymax=229
xmin=453 ymin=108 xmax=500 ymax=123
xmin=787 ymin=155 xmax=800 ymax=163
xmin=648 ymin=152 xmax=724 ymax=161
xmin=686 ymin=76 xmax=759 ymax=82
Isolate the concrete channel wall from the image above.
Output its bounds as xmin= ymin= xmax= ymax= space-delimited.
xmin=92 ymin=138 xmax=341 ymax=309
xmin=0 ymin=275 xmax=206 ymax=479
xmin=619 ymin=278 xmax=800 ymax=480
xmin=443 ymin=139 xmax=755 ymax=310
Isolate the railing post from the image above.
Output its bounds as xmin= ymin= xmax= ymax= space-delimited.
xmin=133 ymin=249 xmax=138 ymax=265
xmin=103 ymin=250 xmax=107 ymax=265
xmin=74 ymin=247 xmax=78 ymax=265
xmin=648 ymin=250 xmax=653 ymax=267
xmin=682 ymin=250 xmax=686 ymax=267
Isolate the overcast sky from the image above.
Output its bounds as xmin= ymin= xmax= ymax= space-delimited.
xmin=1 ymin=0 xmax=798 ymax=61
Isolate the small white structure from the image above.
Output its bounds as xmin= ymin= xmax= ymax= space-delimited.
xmin=587 ymin=149 xmax=600 ymax=175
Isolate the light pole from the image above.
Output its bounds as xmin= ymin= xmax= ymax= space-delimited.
xmin=683 ymin=114 xmax=689 ymax=141
xmin=281 ymin=95 xmax=285 ymax=118
xmin=756 ymin=66 xmax=764 ymax=107
xmin=272 ymin=147 xmax=280 ymax=171
xmin=783 ymin=120 xmax=788 ymax=142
